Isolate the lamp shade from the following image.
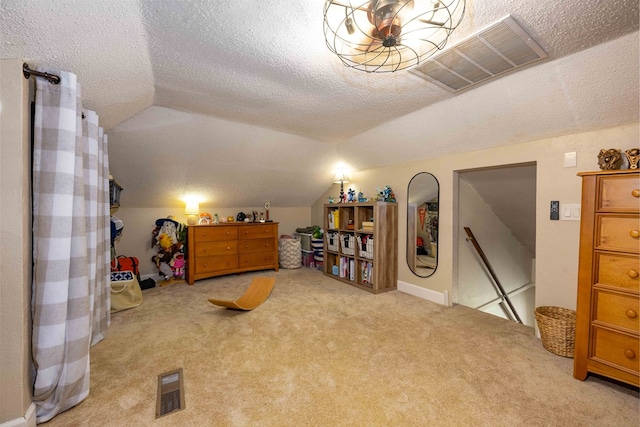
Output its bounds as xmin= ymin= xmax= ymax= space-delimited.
xmin=185 ymin=201 xmax=199 ymax=215
xmin=334 ymin=169 xmax=350 ymax=183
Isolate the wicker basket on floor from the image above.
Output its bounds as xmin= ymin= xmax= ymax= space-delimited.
xmin=534 ymin=306 xmax=576 ymax=358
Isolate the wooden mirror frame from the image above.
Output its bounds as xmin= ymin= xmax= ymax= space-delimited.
xmin=407 ymin=172 xmax=439 ymax=277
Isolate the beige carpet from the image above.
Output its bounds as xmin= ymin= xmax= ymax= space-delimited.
xmin=43 ymin=268 xmax=638 ymax=426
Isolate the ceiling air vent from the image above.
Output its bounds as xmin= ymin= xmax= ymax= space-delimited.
xmin=410 ymin=15 xmax=548 ymax=92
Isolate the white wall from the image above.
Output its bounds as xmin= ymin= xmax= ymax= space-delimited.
xmin=313 ymin=123 xmax=639 ymax=312
xmin=0 ymin=59 xmax=34 ymax=424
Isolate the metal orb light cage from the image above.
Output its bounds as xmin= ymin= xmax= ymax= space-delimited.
xmin=323 ymin=0 xmax=466 ymax=73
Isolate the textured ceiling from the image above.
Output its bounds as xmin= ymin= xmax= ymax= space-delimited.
xmin=1 ymin=0 xmax=639 ymax=210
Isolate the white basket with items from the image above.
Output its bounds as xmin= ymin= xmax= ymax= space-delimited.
xmin=339 ymin=233 xmax=355 ymax=255
xmin=358 ymin=236 xmax=374 ymax=259
xmin=326 ymin=232 xmax=339 ymax=252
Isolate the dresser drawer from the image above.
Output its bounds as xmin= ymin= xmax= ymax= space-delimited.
xmin=195 ymin=255 xmax=238 ymax=274
xmin=599 ymin=174 xmax=640 ymax=212
xmin=238 ymin=224 xmax=277 ymax=239
xmin=239 ymin=251 xmax=277 ymax=268
xmin=595 ymin=214 xmax=640 ymax=253
xmin=594 ymin=290 xmax=640 ymax=332
xmin=194 ymin=241 xmax=238 ymax=257
xmin=193 ymin=226 xmax=238 ymax=242
xmin=595 ymin=253 xmax=639 ymax=291
xmin=238 ymin=238 xmax=276 ymax=254
xmin=592 ymin=327 xmax=639 ymax=373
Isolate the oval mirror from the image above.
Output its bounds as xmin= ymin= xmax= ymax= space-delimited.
xmin=407 ymin=172 xmax=439 ymax=277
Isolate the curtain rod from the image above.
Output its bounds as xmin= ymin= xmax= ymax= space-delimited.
xmin=23 ymin=63 xmax=61 ymax=85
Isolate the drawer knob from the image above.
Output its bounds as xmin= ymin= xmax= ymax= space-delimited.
xmin=624 ymin=349 xmax=636 ymax=359
xmin=632 ymin=189 xmax=640 ymax=198
xmin=626 ymin=309 xmax=638 ymax=319
xmin=630 ymin=229 xmax=640 ymax=238
xmin=227 ymin=246 xmax=231 ymax=250
xmin=628 ymin=270 xmax=639 ymax=279
xmin=203 ymin=248 xmax=207 ymax=253
xmin=202 ymin=232 xmax=207 ymax=236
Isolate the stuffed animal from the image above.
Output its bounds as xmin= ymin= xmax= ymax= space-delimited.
xmin=158 ymin=233 xmax=173 ymax=251
xmin=171 ymin=253 xmax=185 ymax=278
xmin=158 ymin=262 xmax=173 ymax=279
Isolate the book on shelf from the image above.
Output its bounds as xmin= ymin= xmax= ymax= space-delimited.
xmin=361 ymin=261 xmax=373 ymax=284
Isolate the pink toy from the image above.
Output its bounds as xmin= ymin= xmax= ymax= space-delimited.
xmin=171 ymin=253 xmax=185 ymax=278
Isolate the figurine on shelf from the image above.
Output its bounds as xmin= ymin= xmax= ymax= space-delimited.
xmin=357 ymin=192 xmax=367 ymax=202
xmin=347 ymin=188 xmax=355 ymax=202
xmin=376 ymin=185 xmax=396 ymax=202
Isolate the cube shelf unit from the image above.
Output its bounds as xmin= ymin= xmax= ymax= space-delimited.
xmin=323 ymin=202 xmax=398 ymax=293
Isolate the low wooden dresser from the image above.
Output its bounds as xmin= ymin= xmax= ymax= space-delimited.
xmin=187 ymin=222 xmax=278 ymax=285
xmin=574 ymin=169 xmax=639 ymax=386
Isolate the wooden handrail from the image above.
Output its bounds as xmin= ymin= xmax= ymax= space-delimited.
xmin=463 ymin=227 xmax=523 ymax=324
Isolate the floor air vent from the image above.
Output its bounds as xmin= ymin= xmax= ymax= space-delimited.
xmin=410 ymin=15 xmax=548 ymax=92
xmin=156 ymin=368 xmax=185 ymax=418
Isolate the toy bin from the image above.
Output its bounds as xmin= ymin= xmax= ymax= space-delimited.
xmin=278 ymin=235 xmax=301 ymax=269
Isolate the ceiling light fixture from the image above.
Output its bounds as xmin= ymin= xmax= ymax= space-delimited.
xmin=323 ymin=0 xmax=466 ymax=73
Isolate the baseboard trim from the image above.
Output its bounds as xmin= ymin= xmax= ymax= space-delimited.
xmin=397 ymin=281 xmax=449 ymax=306
xmin=0 ymin=403 xmax=36 ymax=427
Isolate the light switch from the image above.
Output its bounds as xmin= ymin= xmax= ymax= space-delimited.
xmin=560 ymin=203 xmax=581 ymax=221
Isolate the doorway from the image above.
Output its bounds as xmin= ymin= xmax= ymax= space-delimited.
xmin=454 ymin=163 xmax=537 ymax=327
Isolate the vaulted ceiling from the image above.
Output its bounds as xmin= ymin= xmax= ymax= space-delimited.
xmin=1 ymin=0 xmax=638 ymax=209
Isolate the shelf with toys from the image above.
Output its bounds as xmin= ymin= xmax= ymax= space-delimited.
xmin=323 ymin=187 xmax=397 ymax=294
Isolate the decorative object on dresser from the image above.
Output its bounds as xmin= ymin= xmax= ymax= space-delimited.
xmin=574 ymin=169 xmax=639 ymax=387
xmin=624 ymin=148 xmax=639 ymax=170
xmin=323 ymin=202 xmax=397 ymax=293
xmin=187 ymin=222 xmax=279 ymax=285
xmin=597 ymin=148 xmax=622 ymax=170
xmin=184 ymin=200 xmax=199 ymax=225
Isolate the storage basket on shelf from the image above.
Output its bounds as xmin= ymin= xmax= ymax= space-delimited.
xmin=326 ymin=232 xmax=339 ymax=252
xmin=357 ymin=236 xmax=374 ymax=259
xmin=534 ymin=306 xmax=576 ymax=358
xmin=278 ymin=236 xmax=301 ymax=269
xmin=339 ymin=233 xmax=355 ymax=255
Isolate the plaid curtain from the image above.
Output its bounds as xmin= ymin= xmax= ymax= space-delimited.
xmin=31 ymin=70 xmax=110 ymax=423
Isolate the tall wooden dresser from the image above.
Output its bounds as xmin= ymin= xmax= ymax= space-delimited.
xmin=187 ymin=222 xmax=278 ymax=285
xmin=574 ymin=170 xmax=639 ymax=386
